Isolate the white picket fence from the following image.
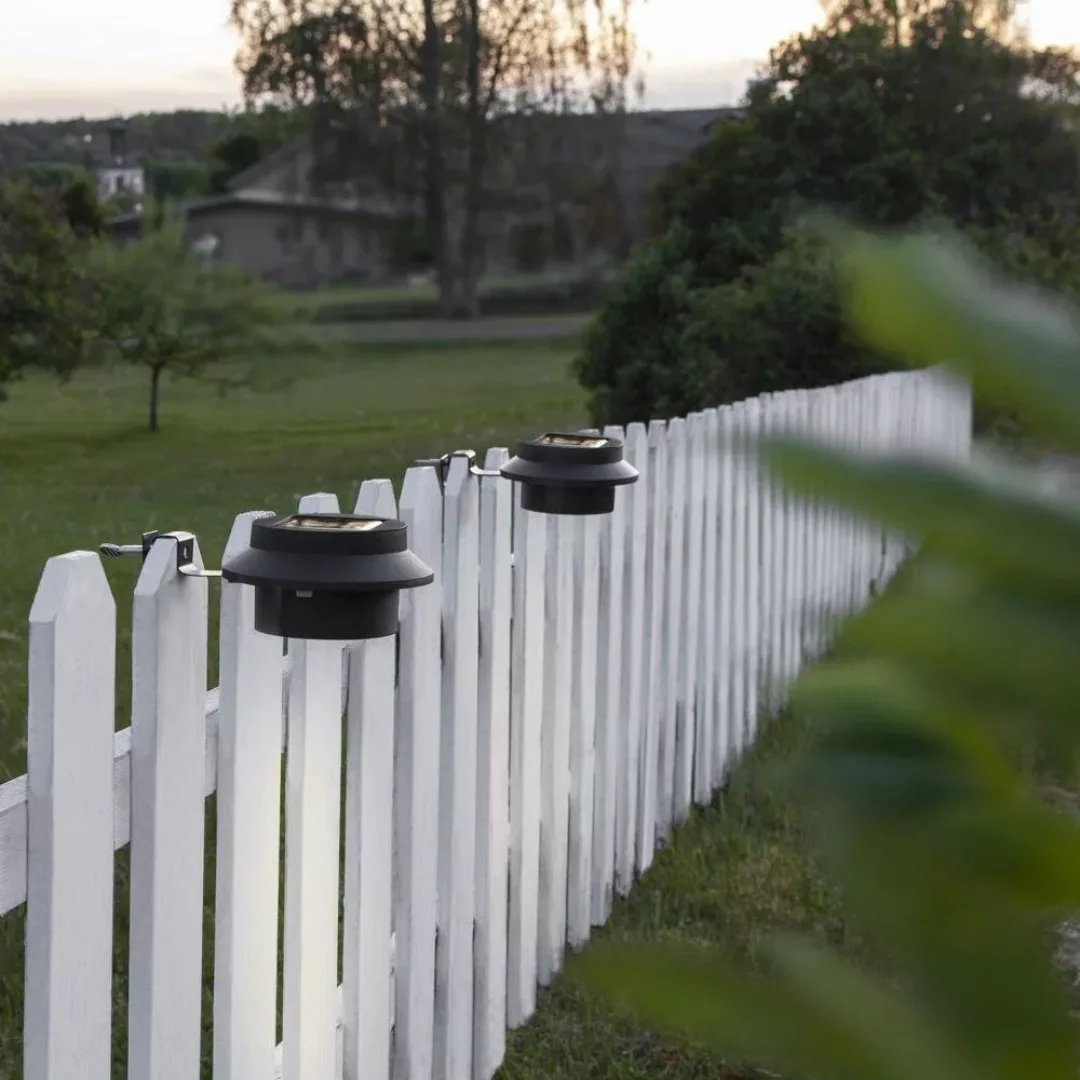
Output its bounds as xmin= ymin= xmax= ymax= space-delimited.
xmin=0 ymin=368 xmax=971 ymax=1080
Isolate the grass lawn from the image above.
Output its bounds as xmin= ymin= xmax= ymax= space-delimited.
xmin=0 ymin=338 xmax=842 ymax=1078
xmin=284 ymin=268 xmax=602 ymax=313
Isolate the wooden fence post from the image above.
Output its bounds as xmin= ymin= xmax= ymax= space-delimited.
xmin=214 ymin=511 xmax=284 ymax=1080
xmin=24 ymin=552 xmax=116 ymax=1080
xmin=474 ymin=449 xmax=512 ymax=1080
xmin=395 ymin=468 xmax=444 ymax=1075
xmin=128 ymin=534 xmax=209 ymax=1080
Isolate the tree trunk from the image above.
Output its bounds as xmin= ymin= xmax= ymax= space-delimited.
xmin=457 ymin=0 xmax=485 ymax=320
xmin=148 ymin=365 xmax=163 ymax=433
xmin=421 ymin=0 xmax=454 ymax=318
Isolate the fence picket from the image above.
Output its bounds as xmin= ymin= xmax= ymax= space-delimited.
xmin=616 ymin=422 xmax=649 ymax=891
xmin=714 ymin=406 xmax=736 ymax=778
xmin=744 ymin=399 xmax=762 ymax=742
xmin=637 ymin=420 xmax=667 ymax=872
xmin=434 ymin=456 xmax=481 ymax=1080
xmin=280 ymin=493 xmax=344 ymax=1080
xmin=695 ymin=410 xmax=719 ymax=803
xmin=342 ymin=472 xmax=399 ymax=1080
xmin=508 ymin=493 xmax=545 ymax=1023
xmin=728 ymin=403 xmax=749 ymax=758
xmin=128 ymin=535 xmax=208 ymax=1080
xmin=349 ymin=475 xmax=399 ymax=1063
xmin=474 ymin=449 xmax=512 ymax=1079
xmin=538 ymin=510 xmax=573 ymax=982
xmin=568 ymin=508 xmax=600 ymax=945
xmin=214 ymin=512 xmax=284 ymax=1080
xmin=395 ymin=467 xmax=444 ymax=1075
xmin=658 ymin=417 xmax=686 ymax=837
xmin=590 ymin=424 xmax=625 ymax=922
xmin=24 ymin=553 xmax=115 ymax=1080
xmin=674 ymin=415 xmax=702 ymax=825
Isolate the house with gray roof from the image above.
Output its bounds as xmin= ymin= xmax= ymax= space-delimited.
xmin=106 ymin=106 xmax=741 ymax=289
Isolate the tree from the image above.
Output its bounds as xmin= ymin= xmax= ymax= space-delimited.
xmin=229 ymin=0 xmax=642 ymax=316
xmin=0 ymin=180 xmax=101 ymax=396
xmin=91 ymin=220 xmax=293 ymax=432
xmin=576 ymin=222 xmax=1080 ymax=1080
xmin=59 ymin=176 xmax=106 ymax=238
xmin=577 ymin=0 xmax=1080 ymax=426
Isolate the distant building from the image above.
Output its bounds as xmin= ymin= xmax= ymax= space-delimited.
xmin=95 ymin=122 xmax=145 ymax=204
xmin=105 ymin=106 xmax=741 ymax=289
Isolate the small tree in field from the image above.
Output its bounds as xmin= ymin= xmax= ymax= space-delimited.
xmin=92 ymin=221 xmax=293 ymax=431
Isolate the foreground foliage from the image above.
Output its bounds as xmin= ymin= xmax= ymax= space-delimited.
xmin=577 ymin=0 xmax=1080 ymax=425
xmin=575 ymin=230 xmax=1080 ymax=1079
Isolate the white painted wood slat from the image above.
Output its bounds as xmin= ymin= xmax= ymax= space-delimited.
xmin=657 ymin=417 xmax=686 ymax=839
xmin=695 ymin=409 xmax=719 ymax=805
xmin=435 ymin=456 xmax=481 ymax=1080
xmin=714 ymin=406 xmax=735 ymax=780
xmin=474 ymin=448 xmax=512 ymax=1080
xmin=281 ymin=492 xmax=344 ymax=1080
xmin=675 ymin=414 xmax=703 ymax=824
xmin=127 ymin=534 xmax=209 ymax=1080
xmin=616 ymin=422 xmax=648 ymax=892
xmin=538 ymin=510 xmax=573 ymax=984
xmin=214 ymin=512 xmax=284 ymax=1080
xmin=24 ymin=553 xmax=116 ymax=1080
xmin=637 ymin=420 xmax=667 ymax=872
xmin=395 ymin=467 xmax=444 ymax=1076
xmin=590 ymin=423 xmax=624 ymax=924
xmin=508 ymin=494 xmax=545 ymax=1024
xmin=341 ymin=633 xmax=396 ymax=1080
xmin=568 ymin=509 xmax=600 ymax=945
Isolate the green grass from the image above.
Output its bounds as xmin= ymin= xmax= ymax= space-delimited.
xmin=0 ymin=342 xmax=843 ymax=1079
xmin=285 ymin=268 xmax=598 ymax=312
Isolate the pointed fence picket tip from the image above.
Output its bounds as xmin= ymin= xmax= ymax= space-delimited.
xmin=355 ymin=479 xmax=398 ymax=519
xmin=30 ymin=550 xmax=114 ymax=626
xmin=223 ymin=512 xmax=277 ymax=561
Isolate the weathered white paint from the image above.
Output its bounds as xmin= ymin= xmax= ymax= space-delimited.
xmin=214 ymin=512 xmax=284 ymax=1080
xmin=24 ymin=553 xmax=115 ymax=1080
xmin=474 ymin=448 xmax=512 ymax=1080
xmin=128 ymin=534 xmax=209 ymax=1080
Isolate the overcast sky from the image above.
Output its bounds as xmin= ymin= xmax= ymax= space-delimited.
xmin=1 ymin=0 xmax=1078 ymax=122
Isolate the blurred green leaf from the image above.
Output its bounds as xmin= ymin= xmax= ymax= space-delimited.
xmin=763 ymin=440 xmax=1080 ymax=596
xmin=833 ymin=228 xmax=1080 ymax=449
xmin=572 ymin=937 xmax=976 ymax=1080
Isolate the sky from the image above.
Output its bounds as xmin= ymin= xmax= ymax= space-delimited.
xmin=0 ymin=0 xmax=1079 ymax=122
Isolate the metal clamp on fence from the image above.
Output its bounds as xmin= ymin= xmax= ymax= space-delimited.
xmin=99 ymin=532 xmax=221 ymax=578
xmin=412 ymin=448 xmax=501 ymax=483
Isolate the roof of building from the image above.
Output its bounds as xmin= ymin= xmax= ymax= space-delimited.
xmin=106 ymin=188 xmax=393 ymax=229
xmin=223 ymin=105 xmax=744 ymax=195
